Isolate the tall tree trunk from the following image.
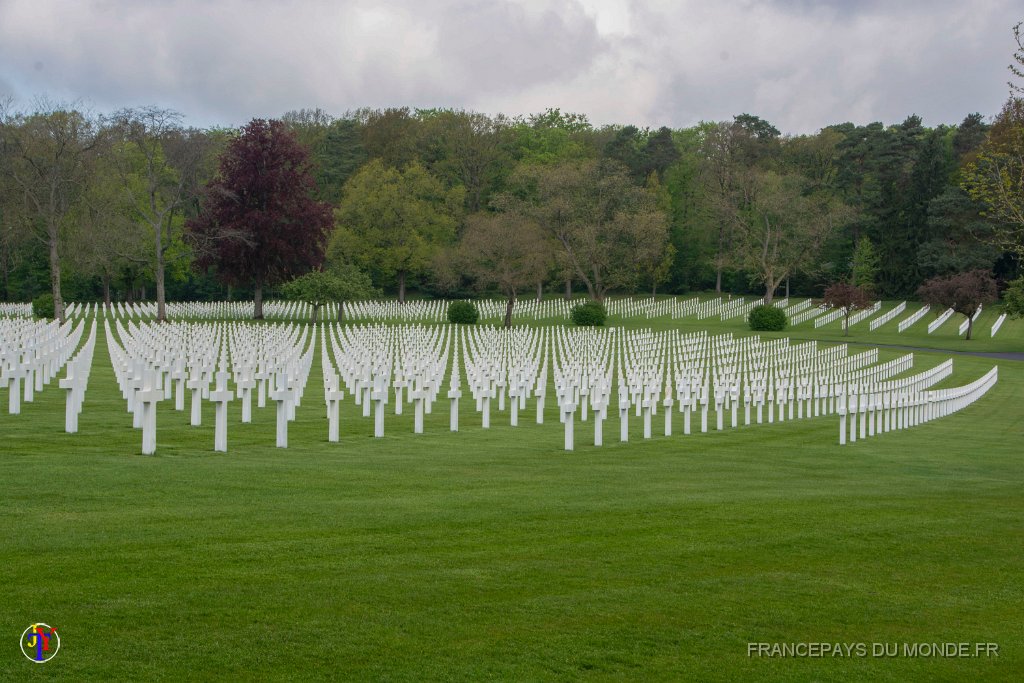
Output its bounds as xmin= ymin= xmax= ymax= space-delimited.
xmin=652 ymin=280 xmax=657 ymax=297
xmin=844 ymin=310 xmax=851 ymax=336
xmin=965 ymin=315 xmax=973 ymax=341
xmin=103 ymin=274 xmax=111 ymax=308
xmin=398 ymin=270 xmax=407 ymax=304
xmin=504 ymin=289 xmax=516 ymax=328
xmin=536 ymin=281 xmax=543 ymax=302
xmin=564 ymin=278 xmax=572 ymax=300
xmin=48 ymin=230 xmax=64 ymax=322
xmin=312 ymin=303 xmax=320 ymax=324
xmin=338 ymin=301 xmax=345 ymax=322
xmin=589 ymin=267 xmax=602 ymax=302
xmin=715 ymin=266 xmax=722 ymax=294
xmin=253 ymin=279 xmax=264 ymax=319
xmin=226 ymin=284 xmax=233 ymax=301
xmin=155 ymin=253 xmax=166 ymax=322
xmin=764 ymin=281 xmax=775 ymax=305
xmin=140 ymin=285 xmax=146 ymax=300
xmin=785 ymin=277 xmax=790 ymax=299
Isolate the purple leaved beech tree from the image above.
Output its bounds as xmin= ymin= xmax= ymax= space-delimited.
xmin=917 ymin=270 xmax=998 ymax=340
xmin=822 ymin=281 xmax=872 ymax=337
xmin=187 ymin=119 xmax=332 ymax=318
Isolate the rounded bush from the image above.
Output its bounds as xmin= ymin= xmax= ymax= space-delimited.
xmin=748 ymin=304 xmax=787 ymax=331
xmin=33 ymin=292 xmax=55 ymax=320
xmin=447 ymin=300 xmax=479 ymax=325
xmin=571 ymin=300 xmax=607 ymax=327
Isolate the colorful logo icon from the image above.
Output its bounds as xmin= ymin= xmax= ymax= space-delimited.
xmin=21 ymin=623 xmax=60 ymax=663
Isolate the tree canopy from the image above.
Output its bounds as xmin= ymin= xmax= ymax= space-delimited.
xmin=917 ymin=270 xmax=998 ymax=340
xmin=186 ymin=118 xmax=332 ymax=318
xmin=332 ymin=159 xmax=463 ymax=302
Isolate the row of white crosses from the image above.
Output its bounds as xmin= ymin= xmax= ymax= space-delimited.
xmin=64 ymin=293 xmax=943 ymax=329
xmin=668 ymin=296 xmax=708 ymax=320
xmin=106 ymin=320 xmax=313 ymax=454
xmin=88 ymin=295 xmax=840 ymax=327
xmin=1 ymin=317 xmax=88 ymax=415
xmin=64 ymin=302 xmax=105 ymax=319
xmin=957 ymin=305 xmax=983 ymax=336
xmin=991 ymin=313 xmax=1007 ymax=337
xmin=58 ymin=320 xmax=98 ymax=432
xmin=834 ymin=357 xmax=953 ymax=445
xmin=605 ymin=296 xmax=668 ymax=320
xmin=87 ymin=318 xmax=1002 ymax=453
xmin=790 ymin=305 xmax=829 ymax=326
xmin=607 ymin=295 xmax=744 ymax=321
xmin=843 ymin=301 xmax=882 ymax=329
xmin=462 ymin=325 xmax=546 ymax=430
xmin=321 ymin=323 xmax=553 ymax=439
xmin=837 ymin=364 xmax=998 ymax=445
xmin=552 ymin=328 xmax=885 ymax=450
xmin=695 ymin=297 xmax=731 ymax=320
xmin=342 ymin=300 xmax=449 ymax=323
xmin=1 ymin=303 xmax=34 ymax=318
xmin=548 ymin=327 xmax=986 ymax=452
xmin=390 ymin=325 xmax=994 ymax=451
xmin=68 ymin=300 xmax=325 ymax=322
xmin=334 ymin=324 xmax=1004 ymax=450
xmin=603 ymin=296 xmax=702 ymax=320
xmin=869 ymin=301 xmax=907 ymax=330
xmin=602 ymin=295 xmax=762 ymax=322
xmin=898 ymin=304 xmax=931 ymax=332
xmin=814 ymin=307 xmax=846 ymax=328
xmin=927 ymin=307 xmax=955 ymax=334
xmin=323 ymin=323 xmax=453 ymax=438
xmin=719 ymin=296 xmax=765 ymax=321
xmin=781 ymin=299 xmax=812 ymax=318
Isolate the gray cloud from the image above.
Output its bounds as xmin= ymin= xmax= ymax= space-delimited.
xmin=0 ymin=0 xmax=1018 ymax=133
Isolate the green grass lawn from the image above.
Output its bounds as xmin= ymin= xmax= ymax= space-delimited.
xmin=1 ymin=308 xmax=1023 ymax=681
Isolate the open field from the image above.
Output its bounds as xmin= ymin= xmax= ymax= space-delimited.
xmin=2 ymin=305 xmax=1023 ymax=681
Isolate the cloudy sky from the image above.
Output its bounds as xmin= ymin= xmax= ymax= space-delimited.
xmin=0 ymin=0 xmax=1019 ymax=133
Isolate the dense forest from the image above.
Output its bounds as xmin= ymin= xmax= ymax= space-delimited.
xmin=1 ymin=73 xmax=1022 ymax=321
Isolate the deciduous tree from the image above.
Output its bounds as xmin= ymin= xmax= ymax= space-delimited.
xmin=459 ymin=211 xmax=550 ymax=326
xmin=333 ymin=159 xmax=463 ymax=302
xmin=0 ymin=103 xmax=104 ymax=321
xmin=732 ymin=171 xmax=848 ymax=303
xmin=281 ymin=265 xmax=376 ymax=323
xmin=1003 ymin=275 xmax=1024 ymax=318
xmin=111 ymin=107 xmax=211 ymax=321
xmin=504 ymin=159 xmax=668 ymax=302
xmin=419 ymin=110 xmax=511 ymax=212
xmin=68 ymin=156 xmax=145 ymax=307
xmin=916 ymin=269 xmax=998 ymax=340
xmin=186 ymin=118 xmax=332 ymax=318
xmin=961 ymin=98 xmax=1024 ymax=258
xmin=823 ymin=281 xmax=872 ymax=336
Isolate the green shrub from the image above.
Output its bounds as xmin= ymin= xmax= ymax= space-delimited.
xmin=571 ymin=300 xmax=607 ymax=327
xmin=447 ymin=300 xmax=479 ymax=325
xmin=748 ymin=304 xmax=787 ymax=331
xmin=33 ymin=293 xmax=55 ymax=320
xmin=1005 ymin=276 xmax=1024 ymax=318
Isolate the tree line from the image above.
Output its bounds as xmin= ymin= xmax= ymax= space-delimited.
xmin=1 ymin=25 xmax=1022 ymax=323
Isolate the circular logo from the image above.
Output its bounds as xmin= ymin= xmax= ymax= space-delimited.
xmin=21 ymin=623 xmax=60 ymax=663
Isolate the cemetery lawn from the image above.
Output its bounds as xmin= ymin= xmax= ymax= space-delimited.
xmin=2 ymin=312 xmax=1023 ymax=681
